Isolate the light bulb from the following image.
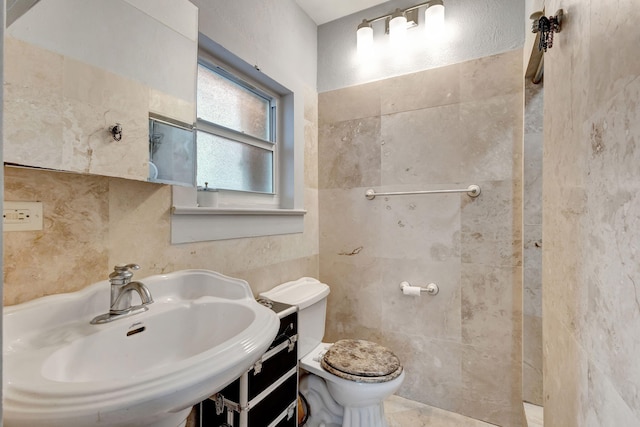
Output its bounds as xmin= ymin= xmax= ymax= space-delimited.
xmin=357 ymin=20 xmax=374 ymax=55
xmin=388 ymin=9 xmax=407 ymax=43
xmin=425 ymin=0 xmax=445 ymax=32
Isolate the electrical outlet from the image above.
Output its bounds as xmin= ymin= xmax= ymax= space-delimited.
xmin=3 ymin=201 xmax=43 ymax=231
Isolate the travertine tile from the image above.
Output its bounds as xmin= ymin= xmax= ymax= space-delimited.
xmin=318 ymin=116 xmax=381 ymax=190
xmin=380 ymin=62 xmax=461 ymax=115
xmin=523 ymin=315 xmax=543 ymax=405
xmin=583 ymin=360 xmax=640 ymax=426
xmin=523 ymin=133 xmax=543 ymax=226
xmin=107 ymin=177 xmax=176 ymax=278
xmin=319 ymin=187 xmax=383 ymax=257
xmin=149 ymin=88 xmax=195 ymax=124
xmin=376 ymin=188 xmax=461 ymax=261
xmin=461 ymin=264 xmax=521 ymax=350
xmin=460 ymin=49 xmax=523 ymax=102
xmin=4 ymin=37 xmax=66 ymax=169
xmin=231 ymin=255 xmax=319 ymax=297
xmin=524 ymin=81 xmax=544 ymax=134
xmin=3 ymin=167 xmax=109 ymax=305
xmin=461 ymin=180 xmax=521 ymax=244
xmin=4 ymin=37 xmax=151 ymax=181
xmin=319 ymin=253 xmax=384 ymax=338
xmin=523 ymin=77 xmax=543 ymax=409
xmin=559 ymin=76 xmax=640 ymax=424
xmin=380 ymin=257 xmax=461 ymax=341
xmin=62 ymin=55 xmax=149 ymax=113
xmin=301 ymin=187 xmax=320 ymax=255
xmin=523 ymin=402 xmax=543 ymax=427
xmin=523 ymin=262 xmax=542 ymax=317
xmin=541 ymin=186 xmax=589 ymax=337
xmin=458 ymin=93 xmax=524 ymax=183
xmin=385 ymin=395 xmax=494 ymax=427
xmin=384 ymin=333 xmax=463 ymax=413
xmin=4 ymin=36 xmax=64 ymax=89
xmin=460 ymin=344 xmax=523 ymax=426
xmin=588 ymin=0 xmax=640 ymax=117
xmin=304 ymin=115 xmax=319 ymax=189
xmin=62 ymin=98 xmax=148 ymax=179
xmin=304 ymin=85 xmax=319 ymax=189
xmin=380 ymin=103 xmax=464 ymax=185
xmin=4 ymin=83 xmax=65 ymax=169
xmin=318 ymin=80 xmax=381 ymax=124
xmin=303 ymin=84 xmax=318 ymax=124
xmin=543 ymin=311 xmax=589 ymax=427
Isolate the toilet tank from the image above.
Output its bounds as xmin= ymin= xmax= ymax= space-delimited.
xmin=259 ymin=278 xmax=330 ymax=360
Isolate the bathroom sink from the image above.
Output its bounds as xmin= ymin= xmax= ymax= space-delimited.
xmin=3 ymin=269 xmax=279 ymax=427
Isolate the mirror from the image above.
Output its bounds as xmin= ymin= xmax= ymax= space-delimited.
xmin=4 ymin=0 xmax=198 ymax=181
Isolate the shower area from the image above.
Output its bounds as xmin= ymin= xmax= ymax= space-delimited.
xmin=318 ymin=48 xmax=529 ymax=426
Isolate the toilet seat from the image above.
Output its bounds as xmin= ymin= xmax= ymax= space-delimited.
xmin=321 ymin=339 xmax=403 ymax=383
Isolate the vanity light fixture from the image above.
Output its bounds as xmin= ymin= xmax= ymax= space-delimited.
xmin=356 ymin=0 xmax=446 ymax=53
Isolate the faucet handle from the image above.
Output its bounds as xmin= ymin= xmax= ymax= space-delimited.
xmin=109 ymin=263 xmax=140 ymax=284
xmin=114 ymin=263 xmax=140 ymax=272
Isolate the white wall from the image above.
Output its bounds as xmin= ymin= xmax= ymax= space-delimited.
xmin=192 ymin=0 xmax=317 ymax=90
xmin=318 ymin=0 xmax=525 ymax=92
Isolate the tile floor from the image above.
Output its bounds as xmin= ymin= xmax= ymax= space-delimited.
xmin=384 ymin=395 xmax=496 ymax=426
xmin=190 ymin=394 xmax=541 ymax=427
xmin=523 ymin=402 xmax=544 ymax=427
xmin=385 ymin=396 xmax=545 ymax=427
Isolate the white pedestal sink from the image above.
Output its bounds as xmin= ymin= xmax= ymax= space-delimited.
xmin=3 ymin=269 xmax=280 ymax=427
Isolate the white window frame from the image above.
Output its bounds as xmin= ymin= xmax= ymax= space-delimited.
xmin=171 ymin=36 xmax=305 ymax=243
xmin=196 ymin=56 xmax=279 ymax=205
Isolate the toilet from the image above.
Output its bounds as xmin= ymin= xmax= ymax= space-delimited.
xmin=260 ymin=278 xmax=405 ymax=427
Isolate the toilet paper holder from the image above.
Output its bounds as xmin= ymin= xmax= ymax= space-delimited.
xmin=400 ymin=281 xmax=439 ymax=296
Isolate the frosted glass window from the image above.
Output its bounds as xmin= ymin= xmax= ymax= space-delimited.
xmin=197 ymin=131 xmax=273 ymax=193
xmin=196 ymin=60 xmax=277 ymax=194
xmin=198 ymin=64 xmax=272 ymax=141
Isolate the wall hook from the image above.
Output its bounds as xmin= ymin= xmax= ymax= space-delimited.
xmin=531 ymin=9 xmax=563 ymax=52
xmin=109 ymin=123 xmax=123 ymax=141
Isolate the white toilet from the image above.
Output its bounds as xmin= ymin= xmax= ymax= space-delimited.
xmin=260 ymin=278 xmax=405 ymax=427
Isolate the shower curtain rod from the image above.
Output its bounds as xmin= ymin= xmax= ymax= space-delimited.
xmin=364 ymin=184 xmax=481 ymax=200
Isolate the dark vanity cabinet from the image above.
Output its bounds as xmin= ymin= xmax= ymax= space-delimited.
xmin=199 ymin=301 xmax=298 ymax=427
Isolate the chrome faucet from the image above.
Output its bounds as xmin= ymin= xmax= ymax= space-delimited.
xmin=91 ymin=264 xmax=154 ymax=324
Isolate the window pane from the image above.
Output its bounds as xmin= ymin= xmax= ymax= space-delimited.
xmin=149 ymin=120 xmax=195 ymax=186
xmin=197 ymin=64 xmax=271 ymax=141
xmin=197 ymin=131 xmax=273 ymax=193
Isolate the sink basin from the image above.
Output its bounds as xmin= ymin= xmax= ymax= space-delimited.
xmin=3 ymin=269 xmax=280 ymax=427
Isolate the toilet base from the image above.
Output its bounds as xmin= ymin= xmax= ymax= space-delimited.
xmin=341 ymin=405 xmax=388 ymax=427
xmin=300 ymin=374 xmax=389 ymax=427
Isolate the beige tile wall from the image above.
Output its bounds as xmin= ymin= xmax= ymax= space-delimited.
xmin=543 ymin=0 xmax=640 ymax=425
xmin=523 ymin=80 xmax=543 ymax=405
xmin=318 ymin=49 xmax=524 ymax=426
xmin=3 ymin=85 xmax=319 ymax=306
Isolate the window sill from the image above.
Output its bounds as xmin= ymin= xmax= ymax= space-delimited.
xmin=171 ymin=206 xmax=306 ymax=243
xmin=172 ymin=206 xmax=306 ymax=216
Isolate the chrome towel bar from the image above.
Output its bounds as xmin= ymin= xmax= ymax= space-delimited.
xmin=365 ymin=184 xmax=481 ymax=200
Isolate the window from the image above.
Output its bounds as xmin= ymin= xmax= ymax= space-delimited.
xmin=197 ymin=62 xmax=278 ymax=194
xmin=170 ymin=39 xmax=305 ymax=243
